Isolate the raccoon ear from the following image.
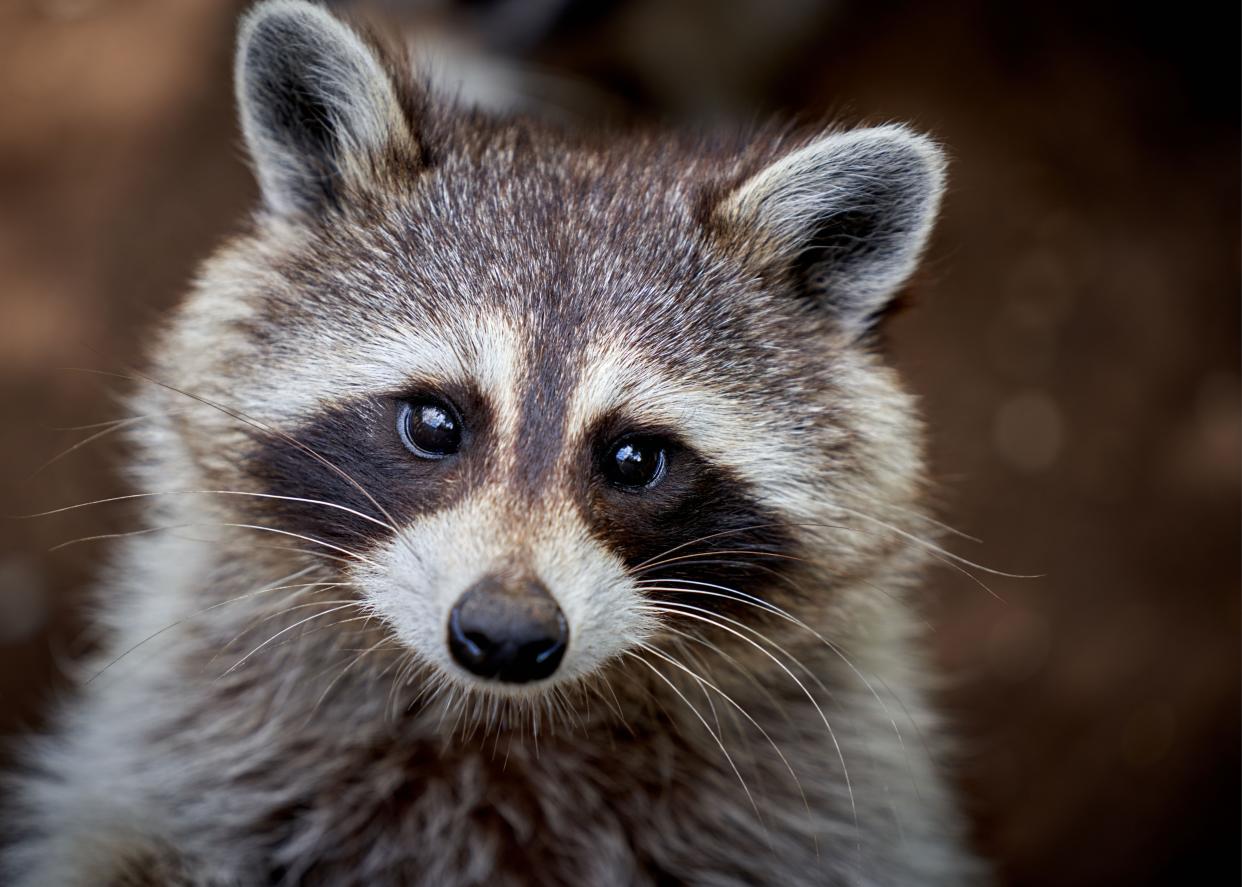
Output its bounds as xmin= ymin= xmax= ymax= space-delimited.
xmin=719 ymin=126 xmax=946 ymax=335
xmin=236 ymin=0 xmax=414 ymax=215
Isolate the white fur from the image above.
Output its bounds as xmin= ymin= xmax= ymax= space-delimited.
xmin=362 ymin=495 xmax=654 ymax=699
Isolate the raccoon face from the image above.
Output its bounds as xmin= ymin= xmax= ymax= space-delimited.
xmin=168 ymin=1 xmax=944 ymax=701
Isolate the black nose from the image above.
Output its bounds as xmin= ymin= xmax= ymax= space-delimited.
xmin=447 ymin=576 xmax=568 ymax=683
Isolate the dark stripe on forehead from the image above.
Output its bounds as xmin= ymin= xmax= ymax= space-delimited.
xmin=241 ymin=385 xmax=493 ymax=554
xmin=509 ymin=316 xmax=583 ymax=499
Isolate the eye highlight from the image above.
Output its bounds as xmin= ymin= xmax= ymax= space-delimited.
xmin=603 ymin=435 xmax=668 ymax=490
xmin=398 ymin=396 xmax=462 ymax=459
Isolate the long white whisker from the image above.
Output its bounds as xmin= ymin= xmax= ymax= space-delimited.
xmin=640 ymin=578 xmax=921 ymax=796
xmin=632 ymin=514 xmax=1027 ymax=599
xmin=642 ymin=592 xmax=837 ymax=701
xmin=17 ymin=489 xmax=396 ymax=533
xmin=638 ymin=641 xmax=816 ymax=852
xmin=308 ymin=636 xmax=391 ymax=718
xmin=636 ymin=547 xmax=808 ymax=576
xmin=225 ymin=596 xmax=357 ymax=638
xmin=887 ymin=503 xmax=982 ymax=543
xmin=636 ymin=603 xmax=858 ymax=840
xmin=631 ymin=524 xmax=838 ymax=572
xmin=219 ymin=524 xmax=381 ymax=567
xmin=43 ymin=407 xmax=193 ymax=433
xmin=214 ymin=592 xmax=356 ymax=660
xmin=28 ymin=415 xmax=148 ymax=478
xmin=828 ymin=506 xmax=1036 ymax=579
xmin=622 ymin=650 xmax=769 ymax=843
xmin=66 ymin=366 xmax=400 ymax=531
xmin=87 ymin=566 xmax=323 ymax=682
xmin=49 ymin=520 xmax=379 ymax=568
xmin=654 ymin=622 xmax=799 ymax=730
xmin=216 ymin=602 xmax=358 ymax=680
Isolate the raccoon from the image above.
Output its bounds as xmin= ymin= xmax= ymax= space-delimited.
xmin=5 ymin=1 xmax=986 ymax=884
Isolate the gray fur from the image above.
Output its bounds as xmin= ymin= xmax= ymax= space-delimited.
xmin=5 ymin=2 xmax=986 ymax=884
xmin=720 ymin=126 xmax=946 ymax=334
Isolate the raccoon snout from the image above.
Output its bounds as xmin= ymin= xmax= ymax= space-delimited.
xmin=447 ymin=576 xmax=569 ymax=684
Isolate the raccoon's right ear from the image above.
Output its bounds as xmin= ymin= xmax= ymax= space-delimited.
xmin=236 ymin=0 xmax=416 ymax=216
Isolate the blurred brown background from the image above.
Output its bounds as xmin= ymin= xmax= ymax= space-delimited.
xmin=1 ymin=1 xmax=1237 ymax=884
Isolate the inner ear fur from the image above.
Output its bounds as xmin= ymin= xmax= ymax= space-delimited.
xmin=235 ymin=0 xmax=420 ymax=216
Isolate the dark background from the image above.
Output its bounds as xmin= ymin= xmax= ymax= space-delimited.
xmin=1 ymin=1 xmax=1237 ymax=884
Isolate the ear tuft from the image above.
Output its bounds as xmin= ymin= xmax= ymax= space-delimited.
xmin=236 ymin=0 xmax=413 ymax=215
xmin=719 ymin=125 xmax=947 ymax=335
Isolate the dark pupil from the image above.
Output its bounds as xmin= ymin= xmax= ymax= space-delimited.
xmin=611 ymin=440 xmax=659 ymax=486
xmin=405 ymin=400 xmax=459 ymax=456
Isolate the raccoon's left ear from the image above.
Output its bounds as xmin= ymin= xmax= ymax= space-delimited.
xmin=235 ymin=0 xmax=416 ymax=216
xmin=716 ymin=126 xmax=946 ymax=336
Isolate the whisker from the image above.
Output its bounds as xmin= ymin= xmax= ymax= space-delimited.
xmin=15 ymin=489 xmax=396 ymax=534
xmin=638 ymin=594 xmax=836 ymax=703
xmin=653 ymin=622 xmax=799 ymax=731
xmin=220 ymin=524 xmax=380 ymax=568
xmin=49 ymin=524 xmax=178 ymax=551
xmin=385 ymin=653 xmax=417 ymax=721
xmin=596 ymin=672 xmax=633 ymax=737
xmin=218 ymin=541 xmax=367 ymax=570
xmin=631 ymin=513 xmax=1029 ymax=603
xmin=400 ymin=663 xmax=440 ymax=721
xmin=640 ymin=554 xmax=793 ymax=580
xmin=636 ymin=547 xmax=809 ymax=576
xmin=637 ymin=641 xmax=817 ymax=852
xmin=65 ymin=366 xmax=398 ymax=530
xmin=436 ymin=687 xmax=459 ymax=734
xmin=307 ymin=636 xmax=391 ymax=717
xmin=227 ymin=611 xmax=392 ymax=675
xmin=215 ymin=602 xmax=359 ymax=681
xmin=28 ymin=415 xmax=149 ymax=478
xmin=622 ymin=650 xmax=769 ymax=844
xmin=220 ymin=595 xmax=357 ymax=647
xmin=314 ymin=613 xmax=382 ymax=634
xmin=642 ymin=541 xmax=1011 ymax=609
xmin=630 ymin=524 xmax=830 ymax=572
xmin=43 ymin=406 xmax=196 ymax=434
xmin=825 ymin=507 xmax=1037 ymax=579
xmin=212 ymin=592 xmax=358 ymax=664
xmin=640 ymin=577 xmax=924 ymax=795
xmin=85 ymin=525 xmax=367 ymax=572
xmin=636 ymin=602 xmax=858 ymax=840
xmin=86 ymin=566 xmax=324 ymax=682
xmin=49 ymin=520 xmax=379 ymax=568
xmin=887 ymin=504 xmax=982 ymax=544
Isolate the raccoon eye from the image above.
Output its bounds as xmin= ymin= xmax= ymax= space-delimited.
xmin=398 ymin=397 xmax=461 ymax=459
xmin=603 ymin=435 xmax=668 ymax=490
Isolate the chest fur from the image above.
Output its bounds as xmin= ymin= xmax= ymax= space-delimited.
xmin=164 ymin=714 xmax=847 ymax=885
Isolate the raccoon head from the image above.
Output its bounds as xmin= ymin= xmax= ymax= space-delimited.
xmin=155 ymin=0 xmax=944 ymax=706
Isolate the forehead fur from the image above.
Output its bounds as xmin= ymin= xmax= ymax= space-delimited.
xmin=209 ymin=118 xmax=849 ymax=408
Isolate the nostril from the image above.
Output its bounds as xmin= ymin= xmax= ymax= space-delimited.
xmin=447 ymin=584 xmax=569 ymax=684
xmin=522 ymin=612 xmax=568 ymax=671
xmin=448 ymin=608 xmax=490 ymax=669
